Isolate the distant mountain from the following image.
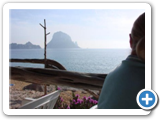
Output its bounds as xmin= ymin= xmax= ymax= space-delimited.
xmin=47 ymin=31 xmax=80 ymax=48
xmin=10 ymin=42 xmax=41 ymax=49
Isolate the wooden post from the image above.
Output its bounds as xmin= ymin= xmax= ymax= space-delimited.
xmin=44 ymin=19 xmax=47 ymax=68
xmin=40 ymin=19 xmax=50 ymax=95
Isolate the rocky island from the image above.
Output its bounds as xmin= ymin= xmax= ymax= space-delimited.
xmin=47 ymin=31 xmax=80 ymax=48
xmin=10 ymin=42 xmax=41 ymax=49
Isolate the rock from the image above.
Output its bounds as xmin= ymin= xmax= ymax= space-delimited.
xmin=47 ymin=31 xmax=80 ymax=48
xmin=62 ymin=88 xmax=68 ymax=91
xmin=31 ymin=90 xmax=36 ymax=94
xmin=23 ymin=84 xmax=44 ymax=92
xmin=71 ymin=90 xmax=76 ymax=92
xmin=82 ymin=91 xmax=87 ymax=94
xmin=10 ymin=42 xmax=41 ymax=49
xmin=47 ymin=85 xmax=54 ymax=93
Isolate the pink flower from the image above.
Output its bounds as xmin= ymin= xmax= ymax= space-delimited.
xmin=79 ymin=99 xmax=83 ymax=104
xmin=76 ymin=94 xmax=80 ymax=98
xmin=83 ymin=96 xmax=87 ymax=100
xmin=67 ymin=105 xmax=70 ymax=109
xmin=75 ymin=102 xmax=78 ymax=105
xmin=89 ymin=99 xmax=93 ymax=103
xmin=93 ymin=100 xmax=98 ymax=104
xmin=60 ymin=97 xmax=63 ymax=102
xmin=73 ymin=99 xmax=76 ymax=103
xmin=57 ymin=87 xmax=61 ymax=90
xmin=77 ymin=99 xmax=81 ymax=102
xmin=87 ymin=97 xmax=91 ymax=100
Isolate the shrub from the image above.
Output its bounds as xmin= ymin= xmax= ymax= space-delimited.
xmin=54 ymin=86 xmax=98 ymax=109
xmin=70 ymin=94 xmax=98 ymax=109
xmin=53 ymin=96 xmax=69 ymax=109
xmin=54 ymin=86 xmax=68 ymax=109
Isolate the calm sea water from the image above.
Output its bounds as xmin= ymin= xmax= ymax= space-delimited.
xmin=10 ymin=49 xmax=131 ymax=74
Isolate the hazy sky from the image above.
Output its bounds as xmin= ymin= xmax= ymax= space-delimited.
xmin=9 ymin=9 xmax=144 ymax=49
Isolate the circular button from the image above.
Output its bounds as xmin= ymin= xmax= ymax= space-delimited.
xmin=136 ymin=89 xmax=158 ymax=110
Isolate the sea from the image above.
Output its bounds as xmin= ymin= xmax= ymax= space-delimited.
xmin=10 ymin=48 xmax=131 ymax=74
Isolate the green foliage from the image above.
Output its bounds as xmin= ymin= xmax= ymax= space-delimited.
xmin=53 ymin=96 xmax=69 ymax=109
xmin=54 ymin=87 xmax=98 ymax=109
xmin=70 ymin=94 xmax=98 ymax=109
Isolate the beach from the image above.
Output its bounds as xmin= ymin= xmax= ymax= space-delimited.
xmin=9 ymin=79 xmax=92 ymax=109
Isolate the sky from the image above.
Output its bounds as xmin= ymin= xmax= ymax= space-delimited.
xmin=9 ymin=9 xmax=145 ymax=49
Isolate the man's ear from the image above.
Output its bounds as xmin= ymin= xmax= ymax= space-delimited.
xmin=129 ymin=34 xmax=133 ymax=48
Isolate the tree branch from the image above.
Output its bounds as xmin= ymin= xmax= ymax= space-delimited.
xmin=10 ymin=67 xmax=106 ymax=90
xmin=10 ymin=59 xmax=66 ymax=70
xmin=39 ymin=23 xmax=44 ymax=28
xmin=46 ymin=32 xmax=50 ymax=36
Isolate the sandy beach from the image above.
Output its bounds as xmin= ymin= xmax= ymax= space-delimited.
xmin=9 ymin=79 xmax=92 ymax=109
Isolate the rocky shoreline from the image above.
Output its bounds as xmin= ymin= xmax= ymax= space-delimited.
xmin=9 ymin=79 xmax=92 ymax=109
xmin=9 ymin=87 xmax=44 ymax=109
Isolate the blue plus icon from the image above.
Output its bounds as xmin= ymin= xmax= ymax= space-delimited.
xmin=142 ymin=93 xmax=153 ymax=105
xmin=139 ymin=91 xmax=155 ymax=107
xmin=137 ymin=89 xmax=158 ymax=110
